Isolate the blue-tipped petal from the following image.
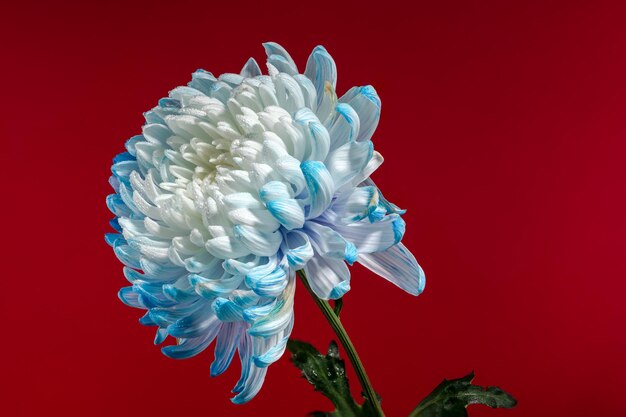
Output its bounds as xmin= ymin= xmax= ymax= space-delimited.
xmin=357 ymin=243 xmax=425 ymax=296
xmin=113 ymin=241 xmax=141 ymax=269
xmin=211 ymin=322 xmax=243 ymax=377
xmin=339 ymin=85 xmax=381 ymax=142
xmin=140 ymin=258 xmax=185 ymax=280
xmin=240 ymin=57 xmax=262 ymax=78
xmin=124 ymin=135 xmax=143 ymax=156
xmin=304 ymin=45 xmax=337 ymax=107
xmin=248 ymin=275 xmax=295 ymax=337
xmin=154 ymin=328 xmax=168 ymax=345
xmin=162 ymin=283 xmax=197 ymax=303
xmin=266 ymin=200 xmax=305 ymax=230
xmin=161 ymin=324 xmax=221 ymax=360
xmin=253 ymin=335 xmax=289 ymax=368
xmin=259 ymin=181 xmax=292 ymax=202
xmin=187 ymin=69 xmax=218 ymax=96
xmin=344 ymin=241 xmax=358 ymax=265
xmin=242 ymin=299 xmax=277 ymax=323
xmin=303 ymin=254 xmax=351 ymax=300
xmin=106 ymin=194 xmax=132 ymax=218
xmin=328 ymin=103 xmax=360 ymax=152
xmin=330 ymin=214 xmax=405 ymax=254
xmin=167 ymin=306 xmax=220 ymax=339
xmin=190 ymin=273 xmax=244 ymax=299
xmin=212 ymin=297 xmax=245 ymax=322
xmin=234 ymin=225 xmax=283 ymax=257
xmin=133 ymin=283 xmax=176 ymax=308
xmin=118 ymin=287 xmax=143 ymax=308
xmin=304 ymin=221 xmax=349 ymax=260
xmin=283 ymin=231 xmax=314 ymax=269
xmin=109 ymin=217 xmax=122 ymax=232
xmin=294 ymin=108 xmax=330 ymax=162
xmin=263 ymin=42 xmax=298 ymax=75
xmin=331 ymin=186 xmax=378 ymax=223
xmin=104 ymin=233 xmax=123 ymax=247
xmin=111 ymin=160 xmax=139 ymax=179
xmin=245 ymin=265 xmax=288 ymax=298
xmin=233 ymin=331 xmax=253 ymax=393
xmin=300 ymin=160 xmax=335 ymax=219
xmin=113 ymin=151 xmax=135 ymax=164
xmin=231 ymin=364 xmax=267 ymax=404
xmin=139 ymin=312 xmax=156 ymax=326
xmin=325 ymin=140 xmax=373 ymax=190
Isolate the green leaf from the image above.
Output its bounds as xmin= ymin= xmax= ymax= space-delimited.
xmin=288 ymin=339 xmax=372 ymax=417
xmin=409 ymin=372 xmax=517 ymax=417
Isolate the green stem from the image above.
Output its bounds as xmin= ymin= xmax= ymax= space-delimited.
xmin=296 ymin=270 xmax=386 ymax=417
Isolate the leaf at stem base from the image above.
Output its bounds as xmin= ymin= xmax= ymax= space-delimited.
xmin=287 ymin=339 xmax=380 ymax=417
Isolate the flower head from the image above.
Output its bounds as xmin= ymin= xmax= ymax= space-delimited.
xmin=106 ymin=42 xmax=425 ymax=403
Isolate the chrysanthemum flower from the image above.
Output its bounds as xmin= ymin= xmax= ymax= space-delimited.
xmin=106 ymin=42 xmax=425 ymax=403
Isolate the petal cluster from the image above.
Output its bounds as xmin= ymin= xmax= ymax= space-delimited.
xmin=106 ymin=42 xmax=425 ymax=403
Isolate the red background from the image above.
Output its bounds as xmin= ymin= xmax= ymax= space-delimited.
xmin=2 ymin=1 xmax=625 ymax=416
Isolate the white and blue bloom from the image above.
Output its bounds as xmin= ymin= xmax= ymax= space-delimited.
xmin=106 ymin=42 xmax=425 ymax=403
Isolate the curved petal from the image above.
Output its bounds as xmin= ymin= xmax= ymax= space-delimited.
xmin=231 ymin=364 xmax=267 ymax=404
xmin=339 ymin=85 xmax=381 ymax=142
xmin=253 ymin=334 xmax=290 ymax=368
xmin=303 ymin=253 xmax=351 ymax=300
xmin=211 ymin=322 xmax=243 ymax=377
xmin=263 ymin=42 xmax=298 ymax=75
xmin=161 ymin=325 xmax=221 ymax=359
xmin=240 ymin=57 xmax=262 ymax=78
xmin=212 ymin=297 xmax=246 ymax=322
xmin=304 ymin=45 xmax=337 ymax=108
xmin=330 ymin=186 xmax=377 ymax=223
xmin=325 ymin=140 xmax=373 ymax=190
xmin=282 ymin=230 xmax=314 ymax=269
xmin=357 ymin=243 xmax=425 ymax=296
xmin=266 ymin=200 xmax=306 ymax=230
xmin=259 ymin=181 xmax=305 ymax=230
xmin=294 ymin=108 xmax=330 ymax=162
xmin=328 ymin=214 xmax=405 ymax=254
xmin=328 ymin=103 xmax=360 ymax=152
xmin=253 ymin=314 xmax=293 ymax=368
xmin=233 ymin=225 xmax=283 ymax=257
xmin=304 ymin=221 xmax=356 ymax=264
xmin=167 ymin=305 xmax=220 ymax=338
xmin=245 ymin=264 xmax=288 ymax=298
xmin=300 ymin=160 xmax=335 ymax=219
xmin=205 ymin=236 xmax=251 ymax=259
xmin=248 ymin=272 xmax=295 ymax=337
xmin=232 ymin=329 xmax=253 ymax=394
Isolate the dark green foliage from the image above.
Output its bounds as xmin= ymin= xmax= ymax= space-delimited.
xmin=408 ymin=372 xmax=517 ymax=417
xmin=288 ymin=340 xmax=516 ymax=417
xmin=288 ymin=340 xmax=377 ymax=417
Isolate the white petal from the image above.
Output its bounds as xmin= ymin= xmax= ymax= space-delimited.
xmin=339 ymin=85 xmax=381 ymax=142
xmin=325 ymin=140 xmax=373 ymax=190
xmin=357 ymin=243 xmax=425 ymax=295
xmin=303 ymin=254 xmax=350 ymax=300
xmin=263 ymin=42 xmax=298 ymax=75
xmin=330 ymin=214 xmax=405 ymax=254
xmin=234 ymin=225 xmax=283 ymax=256
xmin=304 ymin=45 xmax=337 ymax=108
xmin=240 ymin=57 xmax=262 ymax=78
xmin=301 ymin=160 xmax=335 ymax=219
xmin=328 ymin=103 xmax=360 ymax=152
xmin=205 ymin=236 xmax=251 ymax=259
xmin=228 ymin=208 xmax=281 ymax=232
